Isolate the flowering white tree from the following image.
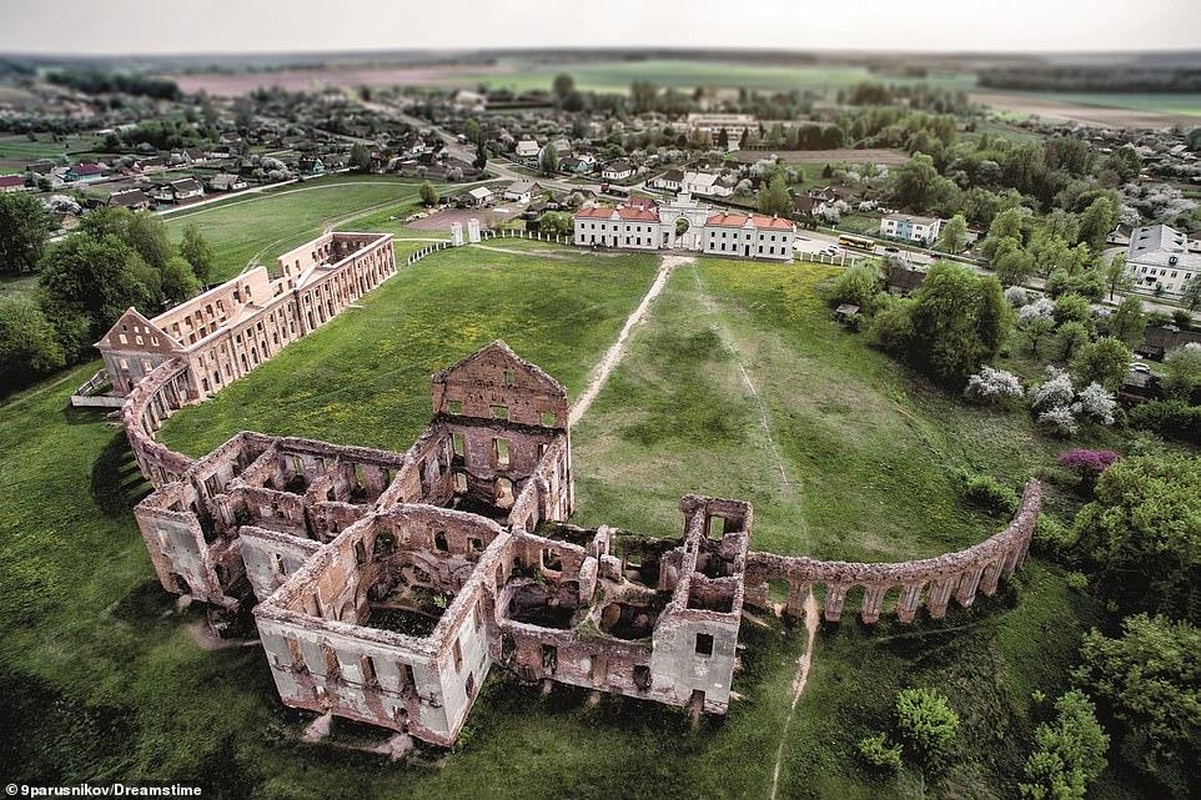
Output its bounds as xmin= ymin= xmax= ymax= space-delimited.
xmin=1074 ymin=382 xmax=1117 ymax=426
xmin=1018 ymin=297 xmax=1055 ymax=327
xmin=1030 ymin=367 xmax=1076 ymax=413
xmin=1005 ymin=286 xmax=1030 ymax=307
xmin=1038 ymin=406 xmax=1079 ymax=436
xmin=965 ymin=366 xmax=1024 ymax=405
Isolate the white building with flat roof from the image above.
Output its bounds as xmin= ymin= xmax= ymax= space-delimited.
xmin=880 ymin=214 xmax=942 ymax=246
xmin=1126 ymin=223 xmax=1201 ymax=297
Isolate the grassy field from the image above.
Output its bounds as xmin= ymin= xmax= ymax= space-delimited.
xmin=0 ymin=132 xmax=105 ymax=171
xmin=446 ymin=59 xmax=977 ymax=95
xmin=162 ymin=175 xmax=445 ymax=282
xmin=0 ymin=177 xmax=1167 ymax=798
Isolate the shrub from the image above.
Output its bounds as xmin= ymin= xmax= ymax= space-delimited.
xmin=895 ymin=688 xmax=959 ymax=771
xmin=964 ymin=366 xmax=1024 ymax=405
xmin=1018 ymin=296 xmax=1055 ymax=326
xmin=828 ymin=262 xmax=884 ymax=315
xmin=1058 ymin=448 xmax=1120 ymax=480
xmin=1039 ymin=407 xmax=1079 ymax=437
xmin=1030 ymin=367 xmax=1075 ymax=413
xmin=1073 ymin=382 xmax=1117 ymax=426
xmin=1005 ymin=285 xmax=1030 ymax=307
xmin=963 ymin=472 xmax=1020 ymax=515
xmin=857 ymin=732 xmax=902 ymax=773
xmin=1129 ymin=400 xmax=1201 ymax=445
xmin=1033 ymin=515 xmax=1078 ymax=560
xmin=1018 ymin=690 xmax=1109 ymax=800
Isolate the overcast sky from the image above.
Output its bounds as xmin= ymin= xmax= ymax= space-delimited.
xmin=0 ymin=0 xmax=1197 ymax=56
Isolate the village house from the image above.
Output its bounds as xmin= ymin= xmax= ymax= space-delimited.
xmin=107 ymin=189 xmax=154 ymax=211
xmin=514 ymin=139 xmax=540 ymax=161
xmin=465 ymin=186 xmax=493 ymax=207
xmin=880 ymin=213 xmax=942 ymax=246
xmin=601 ymin=161 xmax=635 ymax=182
xmin=682 ymin=170 xmax=733 ymax=198
xmin=649 ymin=168 xmax=684 ymax=193
xmin=503 ymin=181 xmax=542 ymax=204
xmin=67 ymin=162 xmax=106 ymax=183
xmin=0 ymin=174 xmax=27 ymax=192
xmin=209 ymin=173 xmax=248 ymax=192
xmin=169 ymin=178 xmax=205 ymax=203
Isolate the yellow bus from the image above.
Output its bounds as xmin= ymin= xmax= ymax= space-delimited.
xmin=837 ymin=234 xmax=876 ymax=251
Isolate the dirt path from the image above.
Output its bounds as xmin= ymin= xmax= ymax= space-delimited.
xmin=568 ymin=254 xmax=686 ymax=426
xmin=769 ymin=592 xmax=820 ymax=800
xmin=468 ymin=243 xmax=580 ymax=260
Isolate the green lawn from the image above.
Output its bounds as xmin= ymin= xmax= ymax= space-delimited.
xmin=158 ymin=244 xmax=660 ymax=456
xmin=162 ymin=176 xmax=441 ymax=282
xmin=0 ymin=132 xmax=104 ymax=170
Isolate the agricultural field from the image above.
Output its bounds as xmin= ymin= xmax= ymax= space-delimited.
xmin=161 ymin=175 xmax=449 ymax=282
xmin=0 ymin=132 xmax=106 ymax=171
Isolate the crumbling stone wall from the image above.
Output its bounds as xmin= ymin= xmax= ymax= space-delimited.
xmin=743 ymin=480 xmax=1042 ymax=624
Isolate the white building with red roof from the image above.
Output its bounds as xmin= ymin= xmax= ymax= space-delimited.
xmin=702 ymin=212 xmax=796 ymax=261
xmin=573 ymin=204 xmax=663 ymax=250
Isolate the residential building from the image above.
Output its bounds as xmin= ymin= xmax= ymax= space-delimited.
xmin=681 ymin=171 xmax=733 ymax=198
xmin=466 ymin=186 xmax=493 ymax=207
xmin=210 ymin=173 xmax=248 ymax=192
xmin=701 ymin=212 xmax=795 ymax=261
xmin=169 ymin=178 xmax=205 ymax=203
xmin=0 ymin=174 xmax=27 ymax=192
xmin=880 ymin=214 xmax=942 ymax=246
xmin=515 ymin=139 xmax=540 ymax=160
xmin=649 ymin=169 xmax=683 ymax=192
xmin=67 ymin=162 xmax=106 ymax=183
xmin=503 ymin=181 xmax=542 ymax=204
xmin=107 ymin=189 xmax=153 ymax=211
xmin=1126 ymin=223 xmax=1201 ymax=297
xmin=601 ymin=161 xmax=635 ymax=182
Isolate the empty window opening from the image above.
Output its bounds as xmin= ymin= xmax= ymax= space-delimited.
xmin=453 ymin=639 xmax=463 ymax=672
xmin=540 ymin=411 xmax=557 ymax=427
xmin=496 ymin=477 xmax=514 ymax=508
xmin=373 ymin=531 xmax=396 ymax=557
xmin=494 ymin=438 xmax=510 ymax=468
xmin=695 ymin=633 xmax=714 ymax=656
xmin=503 ymin=369 xmax=515 ymax=387
xmin=473 ymin=599 xmax=482 ymax=629
xmin=323 ymin=645 xmax=342 ymax=682
xmin=541 ymin=644 xmax=557 ymax=672
xmin=361 ymin=655 xmax=379 ymax=688
xmin=468 ymin=537 xmax=483 ymax=554
xmin=448 ymin=399 xmax=463 ymax=415
xmin=633 ymin=665 xmax=651 ymax=691
xmin=542 ymin=548 xmax=563 ymax=572
xmin=707 ymin=515 xmax=726 ymax=539
xmin=465 ymin=672 xmax=476 ymax=698
xmin=434 ymin=531 xmax=449 ymax=552
xmin=402 ymin=663 xmax=415 ymax=690
xmin=451 ymin=432 xmax=466 ymax=459
xmin=490 ymin=404 xmax=509 ymax=420
xmin=454 ymin=472 xmax=468 ymax=493
xmin=354 ymin=540 xmax=368 ymax=565
xmin=287 ymin=638 xmax=307 ymax=674
xmin=271 ymin=552 xmax=285 ymax=578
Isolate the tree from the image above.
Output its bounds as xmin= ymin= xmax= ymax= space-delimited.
xmin=179 ymin=224 xmax=215 ymax=284
xmin=757 ymin=173 xmax=792 ymax=218
xmin=1077 ymin=196 xmax=1118 ymax=250
xmin=1163 ymin=343 xmax=1201 ymax=403
xmin=419 ymin=181 xmax=438 ymax=207
xmin=538 ymin=211 xmax=572 ymax=238
xmin=895 ymin=688 xmax=959 ymax=771
xmin=1072 ymin=336 xmax=1131 ymax=391
xmin=996 ymin=246 xmax=1036 ymax=287
xmin=538 ymin=143 xmax=559 ymax=177
xmin=0 ymin=192 xmax=52 ymax=275
xmin=349 ymin=142 xmax=372 ymax=172
xmin=937 ymin=213 xmax=968 ymax=253
xmin=552 ymin=73 xmax=575 ymax=102
xmin=37 ymin=234 xmax=155 ymax=352
xmin=473 ymin=139 xmax=487 ymax=171
xmin=891 ymin=152 xmax=956 ymax=213
xmin=1181 ymin=274 xmax=1201 ymax=312
xmin=630 ymin=80 xmax=659 ymax=114
xmin=1053 ymin=293 xmax=1093 ymax=327
xmin=160 ymin=255 xmax=200 ymax=304
xmin=1018 ymin=690 xmax=1109 ymax=800
xmin=1108 ymin=295 xmax=1146 ymax=349
xmin=1053 ymin=320 xmax=1091 ymax=363
xmin=1074 ymin=454 xmax=1201 ymax=624
xmin=464 ymin=118 xmax=481 ymax=146
xmin=871 ymin=261 xmax=1012 ymax=384
xmin=0 ymin=294 xmax=65 ymax=392
xmin=1074 ymin=614 xmax=1200 ymax=794
xmin=1022 ymin=315 xmax=1056 ymax=357
xmin=827 ymin=261 xmax=884 ymax=315
xmin=1104 ymin=253 xmax=1132 ymax=302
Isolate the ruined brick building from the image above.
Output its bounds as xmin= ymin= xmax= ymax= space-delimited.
xmin=114 ymin=235 xmax=1041 ymax=747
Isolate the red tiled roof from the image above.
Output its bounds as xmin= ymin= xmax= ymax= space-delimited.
xmin=0 ymin=175 xmax=24 ymax=187
xmin=574 ymin=205 xmax=659 ymax=222
xmin=72 ymin=163 xmax=102 ymax=175
xmin=704 ymin=212 xmax=794 ymax=231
